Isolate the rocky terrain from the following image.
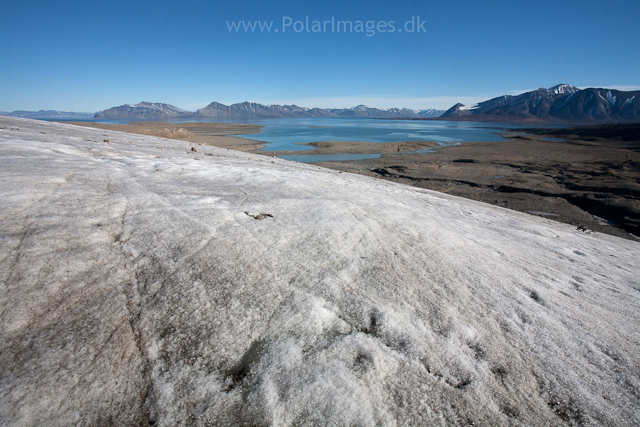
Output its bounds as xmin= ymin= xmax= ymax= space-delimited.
xmin=1 ymin=117 xmax=639 ymax=426
xmin=316 ymin=124 xmax=640 ymax=240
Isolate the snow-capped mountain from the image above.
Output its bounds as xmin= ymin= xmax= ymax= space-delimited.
xmin=441 ymin=84 xmax=640 ymax=123
xmin=328 ymin=105 xmax=444 ymax=118
xmin=549 ymin=83 xmax=580 ymax=95
xmin=328 ymin=105 xmax=414 ymax=118
xmin=94 ymin=102 xmax=193 ymax=120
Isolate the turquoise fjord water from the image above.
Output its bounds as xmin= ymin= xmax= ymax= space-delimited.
xmin=231 ymin=117 xmax=553 ymax=162
xmin=73 ymin=117 xmax=562 ymax=163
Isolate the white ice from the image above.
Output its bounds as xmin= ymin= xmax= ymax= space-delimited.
xmin=0 ymin=117 xmax=639 ymax=426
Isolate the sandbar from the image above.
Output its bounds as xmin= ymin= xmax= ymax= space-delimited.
xmin=60 ymin=121 xmax=265 ymax=151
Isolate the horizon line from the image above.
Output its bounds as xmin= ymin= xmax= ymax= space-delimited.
xmin=3 ymin=84 xmax=639 ymax=113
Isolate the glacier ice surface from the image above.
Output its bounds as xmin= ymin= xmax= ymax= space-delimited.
xmin=0 ymin=116 xmax=639 ymax=426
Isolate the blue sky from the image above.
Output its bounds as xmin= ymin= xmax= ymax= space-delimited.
xmin=1 ymin=0 xmax=639 ymax=112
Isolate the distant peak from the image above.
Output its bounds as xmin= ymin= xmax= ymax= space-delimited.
xmin=131 ymin=102 xmax=165 ymax=108
xmin=547 ymin=84 xmax=580 ymax=94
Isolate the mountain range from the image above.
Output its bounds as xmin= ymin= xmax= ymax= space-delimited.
xmin=5 ymin=84 xmax=639 ymax=123
xmin=93 ymin=101 xmax=444 ymax=120
xmin=1 ymin=110 xmax=95 ymax=120
xmin=440 ymin=84 xmax=640 ymax=123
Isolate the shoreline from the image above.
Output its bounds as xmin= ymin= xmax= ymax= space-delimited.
xmin=261 ymin=140 xmax=440 ymax=156
xmin=308 ymin=130 xmax=639 ymax=240
xmin=378 ymin=116 xmax=640 ymax=125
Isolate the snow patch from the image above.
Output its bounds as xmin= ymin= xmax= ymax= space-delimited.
xmin=459 ymin=103 xmax=479 ymax=111
xmin=548 ymin=84 xmax=579 ymax=95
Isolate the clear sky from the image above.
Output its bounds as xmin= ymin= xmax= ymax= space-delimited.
xmin=1 ymin=0 xmax=639 ymax=112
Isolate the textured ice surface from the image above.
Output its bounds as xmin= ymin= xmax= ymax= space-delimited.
xmin=1 ymin=117 xmax=639 ymax=426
